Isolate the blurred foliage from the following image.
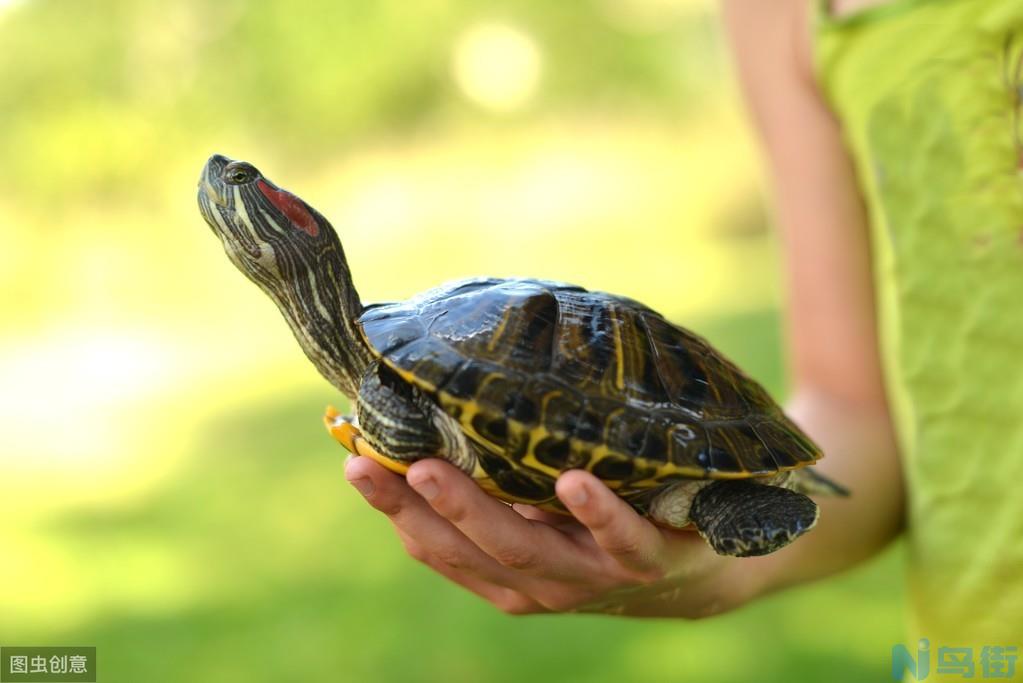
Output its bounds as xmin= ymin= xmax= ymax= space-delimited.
xmin=0 ymin=0 xmax=904 ymax=681
xmin=0 ymin=0 xmax=722 ymax=210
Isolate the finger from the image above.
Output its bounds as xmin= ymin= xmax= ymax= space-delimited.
xmin=395 ymin=530 xmax=547 ymax=615
xmin=344 ymin=456 xmax=531 ymax=588
xmin=405 ymin=459 xmax=602 ymax=579
xmin=343 ymin=454 xmax=411 ymax=514
xmin=556 ymin=470 xmax=667 ymax=576
xmin=511 ymin=503 xmax=577 ymax=528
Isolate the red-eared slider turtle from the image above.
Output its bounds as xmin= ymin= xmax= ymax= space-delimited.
xmin=197 ymin=154 xmax=848 ymax=557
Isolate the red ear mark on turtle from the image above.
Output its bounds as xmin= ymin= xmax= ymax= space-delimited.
xmin=257 ymin=179 xmax=320 ymax=238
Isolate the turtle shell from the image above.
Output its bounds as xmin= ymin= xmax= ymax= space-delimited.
xmin=358 ymin=278 xmax=820 ymax=497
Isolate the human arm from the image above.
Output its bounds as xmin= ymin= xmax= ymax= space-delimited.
xmin=719 ymin=0 xmax=904 ymax=593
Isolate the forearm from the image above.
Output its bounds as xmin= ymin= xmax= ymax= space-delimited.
xmin=741 ymin=388 xmax=904 ymax=598
xmin=717 ymin=0 xmax=905 ymax=606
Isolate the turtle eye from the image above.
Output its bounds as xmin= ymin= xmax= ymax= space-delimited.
xmin=224 ymin=163 xmax=257 ymax=185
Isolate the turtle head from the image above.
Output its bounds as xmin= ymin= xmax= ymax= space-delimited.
xmin=197 ymin=153 xmax=333 ymax=280
xmin=196 ymin=154 xmax=373 ymax=397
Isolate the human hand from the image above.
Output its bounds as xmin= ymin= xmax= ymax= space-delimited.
xmin=344 ymin=456 xmax=760 ymax=617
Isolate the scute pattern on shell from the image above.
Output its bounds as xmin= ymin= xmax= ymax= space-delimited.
xmin=358 ymin=278 xmax=820 ymax=494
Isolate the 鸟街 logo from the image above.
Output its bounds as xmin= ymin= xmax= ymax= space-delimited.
xmin=892 ymin=639 xmax=1019 ymax=680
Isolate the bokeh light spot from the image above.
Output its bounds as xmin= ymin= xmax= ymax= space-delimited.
xmin=451 ymin=22 xmax=542 ymax=113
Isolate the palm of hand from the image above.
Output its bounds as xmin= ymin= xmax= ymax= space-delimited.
xmin=345 ymin=457 xmax=748 ymax=617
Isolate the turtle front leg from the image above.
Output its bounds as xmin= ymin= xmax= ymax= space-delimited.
xmin=356 ymin=362 xmax=443 ymax=460
xmin=325 ymin=362 xmax=475 ymax=474
xmin=323 ymin=407 xmax=412 ymax=475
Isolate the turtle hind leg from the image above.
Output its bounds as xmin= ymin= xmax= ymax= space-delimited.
xmin=689 ymin=480 xmax=819 ymax=557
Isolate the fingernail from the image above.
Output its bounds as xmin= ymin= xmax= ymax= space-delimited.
xmin=348 ymin=477 xmax=374 ymax=497
xmin=564 ymin=484 xmax=588 ymax=507
xmin=410 ymin=476 xmax=439 ymax=501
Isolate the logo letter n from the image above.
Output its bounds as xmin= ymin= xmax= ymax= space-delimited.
xmin=892 ymin=639 xmax=930 ymax=681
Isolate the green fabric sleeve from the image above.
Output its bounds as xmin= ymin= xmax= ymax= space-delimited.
xmin=813 ymin=0 xmax=1023 ymax=660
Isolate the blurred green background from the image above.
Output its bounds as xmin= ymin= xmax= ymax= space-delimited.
xmin=0 ymin=0 xmax=904 ymax=680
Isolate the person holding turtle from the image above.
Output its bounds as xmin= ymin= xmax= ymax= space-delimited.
xmin=343 ymin=0 xmax=1023 ymax=651
xmin=198 ymin=0 xmax=1023 ymax=663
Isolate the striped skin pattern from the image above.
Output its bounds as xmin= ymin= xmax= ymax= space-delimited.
xmin=360 ymin=278 xmax=822 ymax=506
xmin=198 ymin=154 xmax=374 ymax=398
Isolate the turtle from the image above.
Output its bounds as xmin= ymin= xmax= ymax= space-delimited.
xmin=197 ymin=154 xmax=848 ymax=557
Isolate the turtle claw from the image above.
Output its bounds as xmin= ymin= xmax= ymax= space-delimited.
xmin=323 ymin=405 xmax=362 ymax=453
xmin=322 ymin=405 xmax=411 ymax=475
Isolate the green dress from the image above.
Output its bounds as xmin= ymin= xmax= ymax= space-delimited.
xmin=814 ymin=0 xmax=1023 ymax=661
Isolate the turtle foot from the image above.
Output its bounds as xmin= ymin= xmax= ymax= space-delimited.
xmin=323 ymin=405 xmax=362 ymax=454
xmin=322 ymin=405 xmax=411 ymax=475
xmin=689 ymin=480 xmax=819 ymax=557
